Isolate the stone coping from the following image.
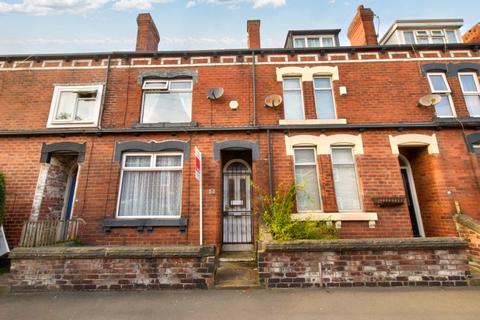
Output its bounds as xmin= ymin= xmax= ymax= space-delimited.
xmin=261 ymin=237 xmax=467 ymax=252
xmin=455 ymin=214 xmax=480 ymax=234
xmin=9 ymin=245 xmax=215 ymax=260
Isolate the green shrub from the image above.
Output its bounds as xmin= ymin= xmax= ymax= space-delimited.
xmin=0 ymin=172 xmax=5 ymax=226
xmin=260 ymin=183 xmax=337 ymax=241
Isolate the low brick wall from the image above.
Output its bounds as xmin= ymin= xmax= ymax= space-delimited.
xmin=9 ymin=245 xmax=216 ymax=292
xmin=258 ymin=237 xmax=470 ymax=288
xmin=454 ymin=214 xmax=480 ymax=266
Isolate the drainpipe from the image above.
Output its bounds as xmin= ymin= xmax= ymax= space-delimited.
xmin=251 ymin=51 xmax=257 ymax=126
xmin=267 ymin=129 xmax=273 ymax=196
xmin=98 ymin=54 xmax=112 ymax=130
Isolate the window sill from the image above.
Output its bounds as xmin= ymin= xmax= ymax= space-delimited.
xmin=279 ymin=119 xmax=347 ymax=125
xmin=46 ymin=122 xmax=98 ymax=129
xmin=291 ymin=212 xmax=378 ymax=229
xmin=103 ymin=217 xmax=188 ymax=233
xmin=132 ymin=122 xmax=198 ymax=129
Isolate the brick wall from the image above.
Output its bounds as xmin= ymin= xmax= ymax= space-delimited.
xmin=454 ymin=214 xmax=480 ymax=266
xmin=258 ymin=238 xmax=470 ymax=288
xmin=9 ymin=246 xmax=216 ymax=292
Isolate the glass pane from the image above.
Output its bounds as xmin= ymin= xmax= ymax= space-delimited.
xmin=226 ymin=161 xmax=248 ymax=172
xmin=332 ymin=148 xmax=354 ymax=164
xmin=434 ymin=95 xmax=454 ymax=117
xmin=307 ymin=38 xmax=320 ymax=47
xmin=75 ymin=99 xmax=95 ymax=121
xmin=294 ymin=38 xmax=305 ymax=48
xmin=404 ymin=31 xmax=415 ymax=44
xmin=431 ymin=37 xmax=444 ymax=44
xmin=417 ymin=37 xmax=429 ymax=44
xmin=429 ymin=75 xmax=448 ymax=91
xmin=315 ymin=90 xmax=335 ymax=119
xmin=446 ymin=30 xmax=457 ymax=43
xmin=227 ymin=178 xmax=235 ymax=210
xmin=474 ymin=144 xmax=480 ymax=155
xmin=294 ymin=148 xmax=316 ymax=164
xmin=314 ymin=78 xmax=331 ymax=89
xmin=125 ymin=156 xmax=151 ymax=167
xmin=240 ymin=177 xmax=247 ymax=208
xmin=283 ymin=78 xmax=301 ymax=90
xmin=170 ymin=81 xmax=192 ymax=90
xmin=322 ymin=37 xmax=334 ymax=47
xmin=143 ymin=81 xmax=168 ymax=90
xmin=295 ymin=165 xmax=321 ymax=211
xmin=333 ymin=165 xmax=361 ymax=211
xmin=465 ymin=95 xmax=480 ymax=116
xmin=156 ymin=155 xmax=182 ymax=167
xmin=283 ymin=90 xmax=304 ymax=120
xmin=142 ymin=91 xmax=192 ymax=123
xmin=118 ymin=170 xmax=182 ymax=217
xmin=55 ymin=91 xmax=76 ymax=120
xmin=459 ymin=74 xmax=478 ymax=92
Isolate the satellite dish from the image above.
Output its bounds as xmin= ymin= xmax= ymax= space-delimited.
xmin=418 ymin=94 xmax=442 ymax=107
xmin=265 ymin=94 xmax=283 ymax=108
xmin=207 ymin=87 xmax=224 ymax=100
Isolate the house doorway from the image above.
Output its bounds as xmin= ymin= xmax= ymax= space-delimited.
xmin=222 ymin=159 xmax=253 ymax=251
xmin=399 ymin=154 xmax=425 ymax=237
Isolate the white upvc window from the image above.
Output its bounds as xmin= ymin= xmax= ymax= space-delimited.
xmin=116 ymin=152 xmax=183 ymax=218
xmin=427 ymin=73 xmax=456 ymax=118
xmin=293 ymin=147 xmax=322 ymax=212
xmin=313 ymin=76 xmax=336 ymax=120
xmin=473 ymin=144 xmax=480 ymax=155
xmin=47 ymin=85 xmax=104 ymax=128
xmin=293 ymin=36 xmax=335 ymax=48
xmin=141 ymin=79 xmax=193 ymax=123
xmin=403 ymin=29 xmax=458 ymax=45
xmin=331 ymin=147 xmax=361 ymax=212
xmin=282 ymin=77 xmax=305 ymax=120
xmin=458 ymin=72 xmax=480 ymax=117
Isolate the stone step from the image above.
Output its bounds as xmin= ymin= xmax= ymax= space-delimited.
xmin=215 ymin=254 xmax=260 ymax=289
xmin=218 ymin=251 xmax=256 ymax=263
xmin=469 ymin=264 xmax=480 ymax=286
xmin=0 ymin=273 xmax=10 ymax=295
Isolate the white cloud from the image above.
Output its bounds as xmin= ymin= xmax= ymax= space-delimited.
xmin=113 ymin=0 xmax=171 ymax=10
xmin=0 ymin=0 xmax=110 ymax=15
xmin=186 ymin=0 xmax=286 ymax=9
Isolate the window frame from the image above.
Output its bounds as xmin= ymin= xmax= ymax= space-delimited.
xmin=403 ymin=29 xmax=458 ymax=44
xmin=115 ymin=151 xmax=184 ymax=219
xmin=426 ymin=72 xmax=456 ymax=118
xmin=473 ymin=144 xmax=480 ymax=155
xmin=282 ymin=77 xmax=306 ymax=120
xmin=313 ymin=76 xmax=337 ymax=120
xmin=330 ymin=146 xmax=362 ymax=212
xmin=140 ymin=79 xmax=193 ymax=124
xmin=47 ymin=84 xmax=104 ymax=128
xmin=292 ymin=35 xmax=336 ymax=48
xmin=458 ymin=72 xmax=480 ymax=117
xmin=292 ymin=147 xmax=323 ymax=213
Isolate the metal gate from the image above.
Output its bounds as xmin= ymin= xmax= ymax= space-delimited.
xmin=222 ymin=160 xmax=252 ymax=244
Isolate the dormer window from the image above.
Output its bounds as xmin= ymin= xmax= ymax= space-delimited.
xmin=47 ymin=84 xmax=104 ymax=128
xmin=293 ymin=35 xmax=335 ymax=48
xmin=403 ymin=29 xmax=458 ymax=44
xmin=141 ymin=79 xmax=193 ymax=124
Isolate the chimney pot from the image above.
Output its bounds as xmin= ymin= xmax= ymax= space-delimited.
xmin=136 ymin=13 xmax=160 ymax=52
xmin=463 ymin=23 xmax=480 ymax=44
xmin=247 ymin=20 xmax=261 ymax=49
xmin=347 ymin=5 xmax=378 ymax=46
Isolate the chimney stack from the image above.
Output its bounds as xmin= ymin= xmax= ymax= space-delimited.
xmin=247 ymin=20 xmax=261 ymax=49
xmin=136 ymin=13 xmax=160 ymax=52
xmin=347 ymin=5 xmax=378 ymax=46
xmin=463 ymin=23 xmax=480 ymax=44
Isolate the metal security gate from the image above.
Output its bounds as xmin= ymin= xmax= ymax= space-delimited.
xmin=222 ymin=160 xmax=252 ymax=244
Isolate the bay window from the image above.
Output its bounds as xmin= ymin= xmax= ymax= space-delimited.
xmin=331 ymin=147 xmax=361 ymax=211
xmin=293 ymin=148 xmax=321 ymax=212
xmin=458 ymin=72 xmax=480 ymax=117
xmin=141 ymin=79 xmax=193 ymax=123
xmin=282 ymin=77 xmax=304 ymax=120
xmin=427 ymin=73 xmax=456 ymax=117
xmin=313 ymin=77 xmax=336 ymax=119
xmin=117 ymin=152 xmax=183 ymax=218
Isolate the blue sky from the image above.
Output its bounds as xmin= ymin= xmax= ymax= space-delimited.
xmin=0 ymin=0 xmax=478 ymax=54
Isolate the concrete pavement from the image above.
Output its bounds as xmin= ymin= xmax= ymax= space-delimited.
xmin=1 ymin=287 xmax=480 ymax=320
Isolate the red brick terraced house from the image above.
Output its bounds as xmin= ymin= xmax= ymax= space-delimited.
xmin=2 ymin=5 xmax=480 ymax=290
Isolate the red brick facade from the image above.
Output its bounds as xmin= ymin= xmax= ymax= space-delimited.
xmin=1 ymin=14 xmax=480 ymax=251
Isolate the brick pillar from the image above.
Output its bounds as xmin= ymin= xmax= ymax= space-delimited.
xmin=463 ymin=23 xmax=480 ymax=44
xmin=247 ymin=20 xmax=261 ymax=49
xmin=347 ymin=5 xmax=378 ymax=46
xmin=136 ymin=13 xmax=160 ymax=52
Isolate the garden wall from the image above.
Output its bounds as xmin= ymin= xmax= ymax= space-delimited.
xmin=9 ymin=245 xmax=215 ymax=292
xmin=258 ymin=237 xmax=470 ymax=288
xmin=454 ymin=214 xmax=480 ymax=266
